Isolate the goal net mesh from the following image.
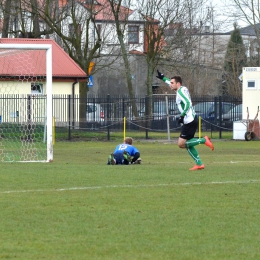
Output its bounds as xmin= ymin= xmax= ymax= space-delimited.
xmin=0 ymin=48 xmax=48 ymax=162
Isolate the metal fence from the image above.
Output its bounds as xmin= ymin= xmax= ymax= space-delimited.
xmin=0 ymin=94 xmax=46 ymax=124
xmin=0 ymin=94 xmax=242 ymax=141
xmin=56 ymin=94 xmax=242 ymax=140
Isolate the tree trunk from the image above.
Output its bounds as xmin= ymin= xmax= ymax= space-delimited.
xmin=30 ymin=0 xmax=41 ymax=38
xmin=79 ymin=81 xmax=87 ymax=128
xmin=2 ymin=0 xmax=12 ymax=38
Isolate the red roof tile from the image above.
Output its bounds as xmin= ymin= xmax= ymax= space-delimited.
xmin=0 ymin=38 xmax=87 ymax=81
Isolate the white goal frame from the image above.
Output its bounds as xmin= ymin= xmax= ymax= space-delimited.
xmin=0 ymin=44 xmax=53 ymax=162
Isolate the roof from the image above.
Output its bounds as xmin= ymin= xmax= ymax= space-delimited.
xmin=226 ymin=23 xmax=260 ymax=36
xmin=239 ymin=23 xmax=260 ymax=36
xmin=0 ymin=38 xmax=87 ymax=81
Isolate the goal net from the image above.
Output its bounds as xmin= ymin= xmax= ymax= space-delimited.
xmin=0 ymin=44 xmax=53 ymax=162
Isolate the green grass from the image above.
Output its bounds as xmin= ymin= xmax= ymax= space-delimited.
xmin=1 ymin=139 xmax=260 ymax=259
xmin=56 ymin=129 xmax=235 ymax=141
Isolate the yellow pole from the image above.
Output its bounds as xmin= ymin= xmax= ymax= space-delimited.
xmin=123 ymin=117 xmax=126 ymax=141
xmin=199 ymin=116 xmax=201 ymax=139
xmin=52 ymin=117 xmax=56 ymax=145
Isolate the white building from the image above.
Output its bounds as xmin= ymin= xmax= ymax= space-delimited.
xmin=242 ymin=67 xmax=260 ymax=119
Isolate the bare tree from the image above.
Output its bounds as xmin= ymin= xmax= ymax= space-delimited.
xmin=106 ymin=0 xmax=210 ymax=118
xmin=1 ymin=0 xmax=12 ymax=38
xmin=138 ymin=0 xmax=216 ymax=96
xmin=106 ymin=0 xmax=140 ymax=118
xmin=0 ymin=0 xmax=54 ymax=38
xmin=136 ymin=0 xmax=185 ymax=97
xmin=0 ymin=0 xmax=122 ymax=124
xmin=1 ymin=0 xmax=143 ymax=126
xmin=229 ymin=0 xmax=260 ymax=65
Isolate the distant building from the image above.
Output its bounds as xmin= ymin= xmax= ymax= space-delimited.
xmin=164 ymin=23 xmax=260 ymax=69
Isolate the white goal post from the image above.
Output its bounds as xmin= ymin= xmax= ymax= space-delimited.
xmin=0 ymin=44 xmax=53 ymax=162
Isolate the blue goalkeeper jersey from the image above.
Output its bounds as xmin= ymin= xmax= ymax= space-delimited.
xmin=113 ymin=143 xmax=139 ymax=156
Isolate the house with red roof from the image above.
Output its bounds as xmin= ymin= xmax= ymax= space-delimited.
xmin=88 ymin=0 xmax=160 ymax=54
xmin=0 ymin=38 xmax=88 ymax=124
xmin=0 ymin=38 xmax=87 ymax=95
xmin=55 ymin=0 xmax=161 ymax=54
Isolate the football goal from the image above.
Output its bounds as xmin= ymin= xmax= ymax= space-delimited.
xmin=0 ymin=44 xmax=53 ymax=162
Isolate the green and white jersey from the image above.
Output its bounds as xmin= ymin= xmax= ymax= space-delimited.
xmin=164 ymin=78 xmax=196 ymax=124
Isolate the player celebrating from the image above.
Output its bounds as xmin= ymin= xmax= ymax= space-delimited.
xmin=108 ymin=137 xmax=141 ymax=165
xmin=156 ymin=70 xmax=214 ymax=171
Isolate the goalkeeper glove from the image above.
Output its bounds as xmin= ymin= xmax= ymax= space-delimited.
xmin=156 ymin=70 xmax=164 ymax=80
xmin=178 ymin=116 xmax=184 ymax=125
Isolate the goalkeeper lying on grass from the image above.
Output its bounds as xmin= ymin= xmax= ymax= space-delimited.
xmin=107 ymin=137 xmax=141 ymax=165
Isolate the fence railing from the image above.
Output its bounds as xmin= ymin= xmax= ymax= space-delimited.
xmin=0 ymin=94 xmax=242 ymax=141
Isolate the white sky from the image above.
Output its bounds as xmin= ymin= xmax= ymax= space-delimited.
xmin=207 ymin=0 xmax=249 ymax=31
xmin=129 ymin=0 xmax=250 ymax=32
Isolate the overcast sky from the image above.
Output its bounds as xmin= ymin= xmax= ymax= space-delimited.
xmin=129 ymin=0 xmax=250 ymax=32
xmin=207 ymin=0 xmax=249 ymax=31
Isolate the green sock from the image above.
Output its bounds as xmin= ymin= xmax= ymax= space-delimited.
xmin=187 ymin=147 xmax=203 ymax=166
xmin=186 ymin=138 xmax=206 ymax=148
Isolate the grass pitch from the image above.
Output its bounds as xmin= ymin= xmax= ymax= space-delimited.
xmin=1 ymin=139 xmax=260 ymax=259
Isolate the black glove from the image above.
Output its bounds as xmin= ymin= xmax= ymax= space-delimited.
xmin=156 ymin=70 xmax=164 ymax=80
xmin=178 ymin=116 xmax=184 ymax=125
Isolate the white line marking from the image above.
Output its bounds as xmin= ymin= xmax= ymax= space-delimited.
xmin=1 ymin=180 xmax=260 ymax=194
xmin=149 ymin=161 xmax=260 ymax=164
xmin=216 ymin=161 xmax=260 ymax=164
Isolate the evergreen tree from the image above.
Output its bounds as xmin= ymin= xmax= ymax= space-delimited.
xmin=223 ymin=23 xmax=247 ymax=96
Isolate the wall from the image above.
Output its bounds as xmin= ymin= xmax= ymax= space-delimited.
xmin=0 ymin=81 xmax=79 ymax=95
xmin=242 ymin=67 xmax=260 ymax=119
xmin=88 ymin=54 xmax=148 ymax=96
xmin=0 ymin=80 xmax=80 ymax=124
xmin=52 ymin=82 xmax=79 ymax=95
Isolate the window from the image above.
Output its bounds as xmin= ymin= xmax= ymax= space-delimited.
xmin=21 ymin=11 xmax=31 ymax=18
xmin=97 ymin=24 xmax=102 ymax=35
xmin=10 ymin=17 xmax=19 ymax=31
xmin=247 ymin=80 xmax=256 ymax=89
xmin=69 ymin=23 xmax=82 ymax=37
xmin=128 ymin=25 xmax=139 ymax=44
xmin=31 ymin=83 xmax=43 ymax=94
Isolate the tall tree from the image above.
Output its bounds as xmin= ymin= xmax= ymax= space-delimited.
xmin=107 ymin=0 xmax=210 ymax=119
xmin=0 ymin=0 xmax=113 ymax=124
xmin=0 ymin=0 xmax=53 ymax=38
xmin=1 ymin=0 xmax=11 ymax=38
xmin=40 ymin=0 xmax=106 ymax=124
xmin=223 ymin=23 xmax=247 ymax=96
xmin=106 ymin=0 xmax=140 ymax=118
xmin=136 ymin=0 xmax=183 ymax=97
xmin=132 ymin=0 xmax=186 ymax=120
xmin=137 ymin=0 xmax=220 ymax=97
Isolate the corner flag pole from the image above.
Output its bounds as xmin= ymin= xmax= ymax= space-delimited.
xmin=123 ymin=117 xmax=126 ymax=141
xmin=199 ymin=116 xmax=202 ymax=139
